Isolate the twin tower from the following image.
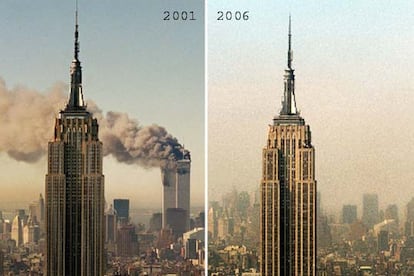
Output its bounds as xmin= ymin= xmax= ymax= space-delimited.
xmin=44 ymin=10 xmax=192 ymax=276
xmin=44 ymin=7 xmax=314 ymax=276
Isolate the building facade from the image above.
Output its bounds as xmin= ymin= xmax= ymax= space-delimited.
xmin=11 ymin=215 xmax=23 ymax=247
xmin=162 ymin=150 xmax=191 ymax=231
xmin=405 ymin=198 xmax=414 ymax=236
xmin=166 ymin=207 xmax=188 ymax=238
xmin=260 ymin=18 xmax=316 ymax=275
xmin=113 ymin=199 xmax=130 ymax=222
xmin=342 ymin=205 xmax=357 ymax=224
xmin=362 ymin=193 xmax=379 ymax=229
xmin=116 ymin=224 xmax=138 ymax=257
xmin=45 ymin=12 xmax=105 ymax=276
xmin=384 ymin=204 xmax=398 ymax=225
xmin=105 ymin=204 xmax=117 ymax=243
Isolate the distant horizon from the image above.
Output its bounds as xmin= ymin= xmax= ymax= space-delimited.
xmin=0 ymin=197 xmax=205 ymax=215
xmin=208 ymin=186 xmax=414 ymax=225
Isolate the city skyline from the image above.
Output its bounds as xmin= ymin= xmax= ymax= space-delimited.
xmin=209 ymin=1 xmax=414 ymax=213
xmin=1 ymin=0 xmax=414 ymax=234
xmin=0 ymin=0 xmax=204 ymax=209
xmin=2 ymin=1 xmax=414 ymax=274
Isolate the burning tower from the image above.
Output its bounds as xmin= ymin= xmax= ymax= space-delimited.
xmin=162 ymin=149 xmax=191 ymax=232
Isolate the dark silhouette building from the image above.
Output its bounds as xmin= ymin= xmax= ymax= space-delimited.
xmin=116 ymin=224 xmax=138 ymax=257
xmin=149 ymin=212 xmax=162 ymax=232
xmin=114 ymin=199 xmax=130 ymax=222
xmin=362 ymin=194 xmax=379 ymax=228
xmin=384 ymin=204 xmax=399 ymax=225
xmin=166 ymin=208 xmax=187 ymax=239
xmin=342 ymin=205 xmax=357 ymax=224
xmin=105 ymin=204 xmax=117 ymax=243
xmin=405 ymin=198 xmax=414 ymax=236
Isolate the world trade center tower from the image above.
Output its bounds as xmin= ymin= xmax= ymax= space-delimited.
xmin=260 ymin=18 xmax=317 ymax=275
xmin=45 ymin=10 xmax=105 ymax=276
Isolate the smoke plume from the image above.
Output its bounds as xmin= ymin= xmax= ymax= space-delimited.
xmin=0 ymin=78 xmax=184 ymax=167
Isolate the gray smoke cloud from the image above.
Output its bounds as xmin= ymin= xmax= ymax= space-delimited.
xmin=0 ymin=78 xmax=184 ymax=167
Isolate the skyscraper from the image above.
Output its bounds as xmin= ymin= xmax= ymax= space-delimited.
xmin=385 ymin=204 xmax=399 ymax=225
xmin=162 ymin=149 xmax=191 ymax=231
xmin=105 ymin=204 xmax=117 ymax=243
xmin=38 ymin=193 xmax=45 ymax=229
xmin=0 ymin=250 xmax=3 ymax=275
xmin=45 ymin=10 xmax=105 ymax=276
xmin=342 ymin=204 xmax=357 ymax=224
xmin=176 ymin=154 xmax=191 ymax=229
xmin=166 ymin=207 xmax=188 ymax=238
xmin=113 ymin=199 xmax=130 ymax=222
xmin=260 ymin=18 xmax=316 ymax=275
xmin=405 ymin=198 xmax=414 ymax=236
xmin=11 ymin=215 xmax=23 ymax=247
xmin=116 ymin=224 xmax=138 ymax=257
xmin=362 ymin=193 xmax=379 ymax=229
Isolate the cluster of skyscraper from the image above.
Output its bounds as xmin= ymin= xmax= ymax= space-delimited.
xmin=7 ymin=7 xmax=414 ymax=276
xmin=20 ymin=6 xmax=414 ymax=276
xmin=1 ymin=195 xmax=45 ymax=248
xmin=0 ymin=196 xmax=47 ymax=273
xmin=43 ymin=8 xmax=193 ymax=275
xmin=104 ymin=199 xmax=141 ymax=257
xmin=4 ymin=7 xmax=320 ymax=275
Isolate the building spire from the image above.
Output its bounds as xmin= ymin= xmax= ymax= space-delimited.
xmin=66 ymin=0 xmax=85 ymax=111
xmin=279 ymin=15 xmax=298 ymax=116
xmin=287 ymin=14 xmax=292 ymax=69
xmin=74 ymin=0 xmax=79 ymax=61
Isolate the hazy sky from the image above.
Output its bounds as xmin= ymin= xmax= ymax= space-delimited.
xmin=0 ymin=0 xmax=204 ymax=210
xmin=208 ymin=1 xmax=414 ymax=217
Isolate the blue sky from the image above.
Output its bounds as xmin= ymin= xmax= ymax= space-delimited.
xmin=0 ymin=0 xmax=204 ymax=210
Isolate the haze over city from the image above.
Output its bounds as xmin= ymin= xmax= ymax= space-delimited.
xmin=209 ymin=1 xmax=414 ymax=214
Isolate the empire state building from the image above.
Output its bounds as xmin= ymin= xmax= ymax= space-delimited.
xmin=45 ymin=10 xmax=105 ymax=276
xmin=260 ymin=18 xmax=316 ymax=275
